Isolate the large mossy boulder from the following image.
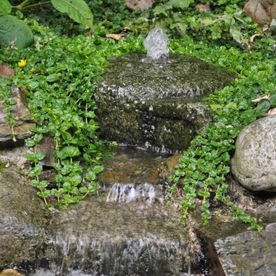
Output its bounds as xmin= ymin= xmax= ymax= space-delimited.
xmin=231 ymin=115 xmax=276 ymax=192
xmin=0 ymin=162 xmax=48 ymax=269
xmin=95 ymin=54 xmax=235 ymax=152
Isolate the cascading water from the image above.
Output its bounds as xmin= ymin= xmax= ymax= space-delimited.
xmin=106 ymin=183 xmax=162 ymax=204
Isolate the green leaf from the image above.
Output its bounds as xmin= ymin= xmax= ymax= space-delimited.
xmin=68 ymin=174 xmax=82 ymax=185
xmin=256 ymin=100 xmax=271 ymax=115
xmin=25 ymin=152 xmax=46 ymax=162
xmin=270 ymin=94 xmax=276 ymax=108
xmin=93 ymin=165 xmax=104 ymax=174
xmin=28 ymin=164 xmax=43 ymax=177
xmin=46 ymin=74 xmax=60 ymax=82
xmin=51 ymin=0 xmax=93 ymax=29
xmin=0 ymin=0 xmax=12 ymax=15
xmin=229 ymin=25 xmax=244 ymax=44
xmin=168 ymin=0 xmax=194 ymax=9
xmin=0 ymin=15 xmax=33 ymax=48
xmin=86 ymin=169 xmax=96 ymax=181
xmin=57 ymin=146 xmax=81 ymax=159
xmin=153 ymin=5 xmax=168 ymax=17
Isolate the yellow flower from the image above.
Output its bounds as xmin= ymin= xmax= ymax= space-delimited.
xmin=18 ymin=59 xmax=27 ymax=68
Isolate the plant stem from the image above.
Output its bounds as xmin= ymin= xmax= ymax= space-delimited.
xmin=18 ymin=1 xmax=51 ymax=10
xmin=16 ymin=0 xmax=32 ymax=9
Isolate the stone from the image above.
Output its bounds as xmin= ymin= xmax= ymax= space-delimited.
xmin=227 ymin=176 xmax=276 ymax=223
xmin=0 ymin=163 xmax=48 ymax=269
xmin=0 ymin=64 xmax=14 ymax=78
xmin=46 ymin=200 xmax=202 ymax=275
xmin=125 ymin=0 xmax=154 ymax=10
xmin=0 ymin=146 xmax=31 ymax=170
xmin=244 ymin=0 xmax=276 ymax=26
xmin=0 ymin=87 xmax=35 ymax=147
xmin=231 ymin=115 xmax=276 ymax=192
xmin=95 ymin=54 xmax=235 ymax=153
xmin=38 ymin=136 xmax=56 ymax=167
xmin=195 ymin=3 xmax=211 ymax=12
xmin=99 ymin=146 xmax=165 ymax=186
xmin=0 ymin=269 xmax=23 ymax=276
xmin=215 ymin=222 xmax=276 ymax=276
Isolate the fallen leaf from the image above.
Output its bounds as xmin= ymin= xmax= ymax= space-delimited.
xmin=123 ymin=27 xmax=132 ymax=33
xmin=195 ymin=3 xmax=211 ymax=12
xmin=267 ymin=108 xmax=276 ymax=116
xmin=106 ymin=33 xmax=124 ymax=41
xmin=252 ymin=95 xmax=270 ymax=103
xmin=0 ymin=64 xmax=14 ymax=77
xmin=247 ymin=33 xmax=263 ymax=49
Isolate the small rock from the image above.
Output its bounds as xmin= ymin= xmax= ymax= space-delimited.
xmin=0 ymin=163 xmax=48 ymax=269
xmin=38 ymin=136 xmax=56 ymax=167
xmin=195 ymin=3 xmax=211 ymax=12
xmin=231 ymin=115 xmax=276 ymax=192
xmin=0 ymin=269 xmax=23 ymax=276
xmin=0 ymin=64 xmax=14 ymax=78
xmin=244 ymin=0 xmax=276 ymax=26
xmin=125 ymin=0 xmax=154 ymax=10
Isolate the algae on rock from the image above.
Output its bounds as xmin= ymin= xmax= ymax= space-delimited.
xmin=96 ymin=53 xmax=235 ymax=152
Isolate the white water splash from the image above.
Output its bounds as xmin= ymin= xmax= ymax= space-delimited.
xmin=144 ymin=26 xmax=169 ymax=60
xmin=106 ymin=183 xmax=160 ymax=204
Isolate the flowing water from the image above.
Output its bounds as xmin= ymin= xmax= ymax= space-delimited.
xmin=25 ymin=147 xmax=217 ymax=276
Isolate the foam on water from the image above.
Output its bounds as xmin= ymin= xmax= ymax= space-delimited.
xmin=106 ymin=183 xmax=162 ymax=203
xmin=144 ymin=26 xmax=169 ymax=60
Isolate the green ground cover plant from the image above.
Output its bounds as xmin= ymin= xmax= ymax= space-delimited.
xmin=0 ymin=1 xmax=275 ymax=229
xmin=0 ymin=20 xmax=141 ymax=207
xmin=169 ymin=35 xmax=275 ymax=231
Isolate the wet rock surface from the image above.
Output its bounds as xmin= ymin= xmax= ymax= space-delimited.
xmin=215 ymin=222 xmax=276 ymax=276
xmin=1 ymin=145 xmax=275 ymax=275
xmin=99 ymin=146 xmax=166 ymax=186
xmin=46 ymin=201 xmax=198 ymax=276
xmin=0 ymin=147 xmax=209 ymax=275
xmin=95 ymin=53 xmax=235 ymax=153
xmin=0 ymin=87 xmax=35 ymax=147
xmin=0 ymin=163 xmax=48 ymax=269
xmin=231 ymin=115 xmax=276 ymax=192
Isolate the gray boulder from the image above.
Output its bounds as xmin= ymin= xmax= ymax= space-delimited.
xmin=215 ymin=222 xmax=276 ymax=276
xmin=231 ymin=115 xmax=276 ymax=192
xmin=0 ymin=162 xmax=48 ymax=269
xmin=95 ymin=54 xmax=235 ymax=153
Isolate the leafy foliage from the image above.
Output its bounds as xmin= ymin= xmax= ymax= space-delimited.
xmin=51 ymin=0 xmax=93 ymax=30
xmin=0 ymin=78 xmax=17 ymax=141
xmin=0 ymin=19 xmax=142 ymax=207
xmin=0 ymin=0 xmax=275 ymax=230
xmin=0 ymin=0 xmax=12 ymax=15
xmin=0 ymin=15 xmax=34 ymax=48
xmin=0 ymin=0 xmax=94 ymax=48
xmin=168 ymin=35 xmax=275 ymax=231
